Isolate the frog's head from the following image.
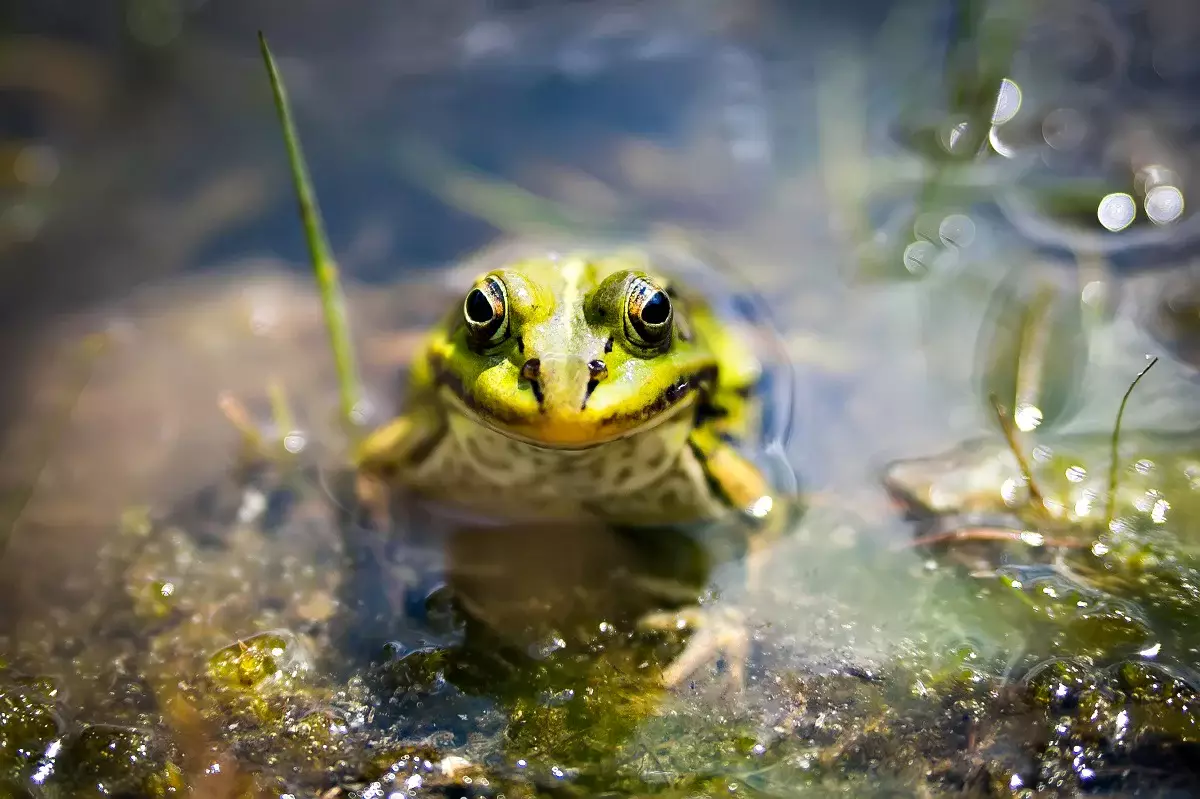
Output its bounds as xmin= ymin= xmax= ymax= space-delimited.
xmin=881 ymin=437 xmax=1025 ymax=519
xmin=426 ymin=250 xmax=719 ymax=448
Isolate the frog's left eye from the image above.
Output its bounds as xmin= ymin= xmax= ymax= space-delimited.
xmin=625 ymin=277 xmax=673 ymax=349
xmin=463 ymin=276 xmax=509 ymax=346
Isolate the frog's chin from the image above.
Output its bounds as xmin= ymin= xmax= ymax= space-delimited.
xmin=443 ymin=389 xmax=696 ymax=450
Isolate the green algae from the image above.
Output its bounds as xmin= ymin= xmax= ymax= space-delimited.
xmin=207 ymin=631 xmax=312 ymax=693
xmin=47 ymin=724 xmax=185 ymax=799
xmin=0 ymin=686 xmax=61 ymax=785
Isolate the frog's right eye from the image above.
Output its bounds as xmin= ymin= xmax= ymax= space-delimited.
xmin=463 ymin=276 xmax=509 ymax=346
xmin=624 ymin=276 xmax=673 ymax=350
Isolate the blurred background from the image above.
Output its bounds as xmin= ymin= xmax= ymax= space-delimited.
xmin=3 ymin=0 xmax=1200 ymax=560
xmin=4 ymin=0 xmax=1200 ymax=597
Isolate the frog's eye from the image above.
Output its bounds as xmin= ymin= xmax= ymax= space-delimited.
xmin=624 ymin=277 xmax=673 ymax=349
xmin=463 ymin=276 xmax=509 ymax=346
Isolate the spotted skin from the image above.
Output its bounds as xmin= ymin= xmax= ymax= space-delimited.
xmin=395 ymin=396 xmax=732 ymax=527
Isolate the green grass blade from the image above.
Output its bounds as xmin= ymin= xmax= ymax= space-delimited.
xmin=258 ymin=31 xmax=364 ymax=431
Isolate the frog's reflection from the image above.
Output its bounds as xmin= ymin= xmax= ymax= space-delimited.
xmin=441 ymin=517 xmax=712 ymax=653
xmin=334 ymin=480 xmax=725 ymax=678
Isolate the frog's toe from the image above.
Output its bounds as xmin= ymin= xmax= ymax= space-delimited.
xmin=639 ymin=603 xmax=751 ymax=691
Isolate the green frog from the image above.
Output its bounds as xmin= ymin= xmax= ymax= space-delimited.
xmin=354 ymin=245 xmax=798 ymax=688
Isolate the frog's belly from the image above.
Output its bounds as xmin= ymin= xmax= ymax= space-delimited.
xmin=399 ymin=410 xmax=730 ymax=526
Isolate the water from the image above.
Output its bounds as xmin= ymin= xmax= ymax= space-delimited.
xmin=4 ymin=0 xmax=1200 ymax=796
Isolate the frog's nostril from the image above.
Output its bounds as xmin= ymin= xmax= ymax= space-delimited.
xmin=521 ymin=358 xmax=545 ymax=407
xmin=581 ymin=360 xmax=607 ymax=410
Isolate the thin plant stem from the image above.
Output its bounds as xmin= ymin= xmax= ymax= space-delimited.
xmin=268 ymin=378 xmax=296 ymax=444
xmin=217 ymin=391 xmax=264 ymax=457
xmin=1104 ymin=357 xmax=1158 ymax=529
xmin=258 ymin=32 xmax=364 ymax=433
xmin=988 ymin=392 xmax=1046 ymax=513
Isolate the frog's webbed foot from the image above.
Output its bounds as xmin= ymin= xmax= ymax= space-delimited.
xmin=639 ymin=601 xmax=753 ymax=691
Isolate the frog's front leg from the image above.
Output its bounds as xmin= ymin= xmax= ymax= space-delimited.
xmin=353 ymin=403 xmax=446 ymax=530
xmin=345 ymin=405 xmax=451 ymax=623
xmin=640 ymin=428 xmax=800 ymax=690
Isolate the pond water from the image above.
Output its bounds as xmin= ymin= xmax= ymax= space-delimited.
xmin=3 ymin=1 xmax=1200 ymax=796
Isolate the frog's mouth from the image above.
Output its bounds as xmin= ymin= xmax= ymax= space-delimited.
xmin=436 ymin=366 xmax=715 ymax=449
xmin=442 ymin=386 xmax=701 ymax=449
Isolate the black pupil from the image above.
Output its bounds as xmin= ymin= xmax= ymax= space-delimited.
xmin=641 ymin=291 xmax=670 ymax=325
xmin=466 ymin=288 xmax=495 ymax=324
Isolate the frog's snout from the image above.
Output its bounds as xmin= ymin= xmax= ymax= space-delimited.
xmin=880 ymin=458 xmax=937 ymax=520
xmin=523 ymin=353 xmax=609 ymax=415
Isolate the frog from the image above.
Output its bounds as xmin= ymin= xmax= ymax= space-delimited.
xmin=882 ymin=427 xmax=1200 ymax=549
xmin=353 ymin=245 xmax=799 ymax=689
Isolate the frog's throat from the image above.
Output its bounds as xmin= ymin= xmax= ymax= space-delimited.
xmin=435 ymin=370 xmax=713 ymax=450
